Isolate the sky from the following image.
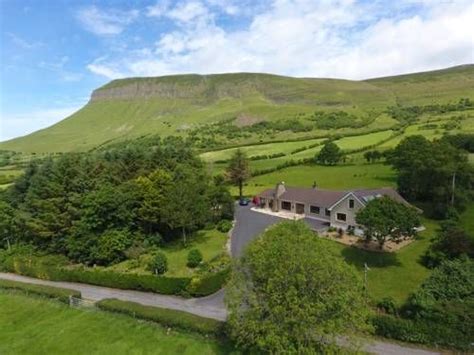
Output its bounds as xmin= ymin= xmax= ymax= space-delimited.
xmin=0 ymin=0 xmax=473 ymax=142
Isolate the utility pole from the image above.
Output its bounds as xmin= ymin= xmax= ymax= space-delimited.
xmin=364 ymin=263 xmax=370 ymax=298
xmin=451 ymin=172 xmax=456 ymax=206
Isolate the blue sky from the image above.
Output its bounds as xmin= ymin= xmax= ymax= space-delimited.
xmin=1 ymin=0 xmax=473 ymax=141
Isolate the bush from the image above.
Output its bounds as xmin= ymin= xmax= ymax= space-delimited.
xmin=187 ymin=249 xmax=203 ymax=268
xmin=187 ymin=267 xmax=231 ymax=296
xmin=372 ymin=314 xmax=472 ymax=350
xmin=97 ymin=298 xmax=224 ymax=336
xmin=0 ymin=279 xmax=81 ymax=303
xmin=376 ymin=297 xmax=398 ymax=315
xmin=147 ymin=252 xmax=168 ymax=275
xmin=216 ymin=220 xmax=232 ymax=233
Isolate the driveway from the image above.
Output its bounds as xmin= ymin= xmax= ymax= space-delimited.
xmin=231 ymin=204 xmax=282 ymax=257
xmin=231 ymin=204 xmax=328 ymax=257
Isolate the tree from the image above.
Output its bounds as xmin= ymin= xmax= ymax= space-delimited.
xmin=356 ymin=196 xmax=420 ymax=249
xmin=316 ymin=141 xmax=343 ymax=165
xmin=160 ymin=166 xmax=210 ymax=245
xmin=0 ymin=201 xmax=16 ymax=249
xmin=226 ymin=221 xmax=371 ymax=353
xmin=90 ymin=229 xmax=133 ymax=266
xmin=187 ymin=249 xmax=203 ymax=268
xmin=388 ymin=135 xmax=474 ymax=217
xmin=225 ymin=149 xmax=251 ymax=200
xmin=148 ymin=252 xmax=168 ymax=275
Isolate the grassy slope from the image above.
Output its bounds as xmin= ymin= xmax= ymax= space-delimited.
xmin=0 ymin=292 xmax=231 ymax=355
xmin=2 ymin=65 xmax=473 ymax=153
xmin=460 ymin=202 xmax=474 ymax=235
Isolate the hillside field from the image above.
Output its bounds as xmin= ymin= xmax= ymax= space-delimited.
xmin=0 ymin=292 xmax=231 ymax=355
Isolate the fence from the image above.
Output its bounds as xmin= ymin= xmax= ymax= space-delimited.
xmin=68 ymin=296 xmax=96 ymax=309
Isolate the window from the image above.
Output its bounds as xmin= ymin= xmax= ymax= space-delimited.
xmin=281 ymin=201 xmax=292 ymax=211
xmin=310 ymin=205 xmax=320 ymax=214
xmin=325 ymin=208 xmax=331 ymax=217
xmin=336 ymin=213 xmax=347 ymax=221
xmin=349 ymin=199 xmax=354 ymax=208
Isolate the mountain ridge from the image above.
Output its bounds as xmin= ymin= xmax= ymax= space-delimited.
xmin=1 ymin=64 xmax=473 ymax=153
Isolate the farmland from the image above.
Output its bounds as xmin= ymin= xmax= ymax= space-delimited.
xmin=0 ymin=292 xmax=230 ymax=355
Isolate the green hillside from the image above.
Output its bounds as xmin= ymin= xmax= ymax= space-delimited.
xmin=1 ymin=65 xmax=473 ymax=153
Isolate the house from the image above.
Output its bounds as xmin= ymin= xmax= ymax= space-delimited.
xmin=258 ymin=182 xmax=414 ymax=232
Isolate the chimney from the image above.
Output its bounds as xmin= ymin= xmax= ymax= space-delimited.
xmin=275 ymin=181 xmax=286 ymax=198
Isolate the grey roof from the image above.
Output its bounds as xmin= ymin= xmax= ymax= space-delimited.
xmin=259 ymin=186 xmax=347 ymax=209
xmin=259 ymin=185 xmax=414 ymax=210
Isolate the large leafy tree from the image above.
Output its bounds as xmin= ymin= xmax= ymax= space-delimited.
xmin=356 ymin=196 xmax=420 ymax=249
xmin=225 ymin=149 xmax=250 ymax=200
xmin=160 ymin=166 xmax=210 ymax=244
xmin=389 ymin=135 xmax=474 ymax=217
xmin=316 ymin=141 xmax=343 ymax=165
xmin=226 ymin=221 xmax=371 ymax=353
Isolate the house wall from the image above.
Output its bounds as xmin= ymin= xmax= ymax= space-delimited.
xmin=330 ymin=194 xmax=364 ymax=229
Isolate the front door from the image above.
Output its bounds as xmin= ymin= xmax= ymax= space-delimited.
xmin=296 ymin=203 xmax=305 ymax=214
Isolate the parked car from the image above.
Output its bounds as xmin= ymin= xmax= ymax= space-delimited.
xmin=239 ymin=197 xmax=250 ymax=206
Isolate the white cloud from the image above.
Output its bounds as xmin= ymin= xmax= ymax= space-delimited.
xmin=7 ymin=32 xmax=43 ymax=49
xmin=147 ymin=1 xmax=171 ymax=17
xmin=87 ymin=0 xmax=474 ymax=80
xmin=0 ymin=105 xmax=85 ymax=142
xmin=76 ymin=6 xmax=139 ymax=35
xmin=38 ymin=56 xmax=83 ymax=82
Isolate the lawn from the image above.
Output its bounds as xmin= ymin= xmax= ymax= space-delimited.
xmin=321 ymin=218 xmax=437 ymax=305
xmin=107 ymin=229 xmax=229 ymax=277
xmin=460 ymin=202 xmax=474 ymax=235
xmin=0 ymin=292 xmax=231 ymax=355
xmin=238 ymin=163 xmax=396 ymax=196
xmin=334 ymin=130 xmax=393 ymax=151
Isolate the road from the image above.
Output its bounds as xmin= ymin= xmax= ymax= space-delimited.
xmin=0 ymin=205 xmax=441 ymax=354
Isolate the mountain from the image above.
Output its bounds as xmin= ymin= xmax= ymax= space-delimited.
xmin=1 ymin=65 xmax=473 ymax=153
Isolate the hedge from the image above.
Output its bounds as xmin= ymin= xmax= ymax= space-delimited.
xmin=2 ymin=256 xmax=190 ymax=295
xmin=0 ymin=279 xmax=81 ymax=304
xmin=372 ymin=314 xmax=472 ymax=351
xmin=97 ymin=298 xmax=224 ymax=336
xmin=188 ymin=267 xmax=231 ymax=297
xmin=2 ymin=256 xmax=229 ymax=297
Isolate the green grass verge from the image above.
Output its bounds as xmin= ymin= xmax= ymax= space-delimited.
xmin=97 ymin=298 xmax=224 ymax=336
xmin=0 ymin=292 xmax=232 ymax=355
xmin=0 ymin=279 xmax=80 ymax=303
xmin=460 ymin=202 xmax=474 ymax=235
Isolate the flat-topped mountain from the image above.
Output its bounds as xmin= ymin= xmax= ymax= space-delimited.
xmin=1 ymin=65 xmax=473 ymax=153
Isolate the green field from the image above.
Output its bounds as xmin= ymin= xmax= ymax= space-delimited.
xmin=0 ymin=292 xmax=231 ymax=355
xmin=106 ymin=229 xmax=228 ymax=277
xmin=238 ymin=163 xmax=395 ymax=196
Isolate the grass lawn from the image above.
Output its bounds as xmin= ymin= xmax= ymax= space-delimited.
xmin=107 ymin=229 xmax=229 ymax=277
xmin=460 ymin=202 xmax=474 ymax=235
xmin=334 ymin=130 xmax=393 ymax=150
xmin=0 ymin=292 xmax=232 ymax=355
xmin=322 ymin=218 xmax=437 ymax=305
xmin=238 ymin=163 xmax=395 ymax=196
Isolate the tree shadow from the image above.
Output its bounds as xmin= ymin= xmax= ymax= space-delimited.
xmin=339 ymin=246 xmax=402 ymax=269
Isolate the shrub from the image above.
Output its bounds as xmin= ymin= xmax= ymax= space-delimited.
xmin=97 ymin=298 xmax=224 ymax=336
xmin=0 ymin=279 xmax=81 ymax=303
xmin=187 ymin=267 xmax=231 ymax=296
xmin=187 ymin=249 xmax=203 ymax=268
xmin=216 ymin=220 xmax=232 ymax=233
xmin=148 ymin=252 xmax=168 ymax=275
xmin=377 ymin=297 xmax=398 ymax=315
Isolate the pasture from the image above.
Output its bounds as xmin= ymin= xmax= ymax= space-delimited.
xmin=237 ymin=163 xmax=395 ymax=196
xmin=0 ymin=292 xmax=230 ymax=355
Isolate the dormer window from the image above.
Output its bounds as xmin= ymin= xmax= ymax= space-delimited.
xmin=349 ymin=199 xmax=354 ymax=208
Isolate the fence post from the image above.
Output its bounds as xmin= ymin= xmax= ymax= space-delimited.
xmin=69 ymin=295 xmax=73 ymax=307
